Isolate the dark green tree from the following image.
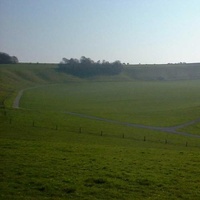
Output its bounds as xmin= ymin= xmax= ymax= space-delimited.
xmin=0 ymin=52 xmax=19 ymax=64
xmin=58 ymin=56 xmax=123 ymax=78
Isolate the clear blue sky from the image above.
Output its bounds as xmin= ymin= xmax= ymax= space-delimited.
xmin=0 ymin=0 xmax=200 ymax=64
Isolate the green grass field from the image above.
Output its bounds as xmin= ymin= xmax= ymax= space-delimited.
xmin=20 ymin=80 xmax=200 ymax=127
xmin=1 ymin=63 xmax=200 ymax=199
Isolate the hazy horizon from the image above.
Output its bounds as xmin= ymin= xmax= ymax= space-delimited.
xmin=1 ymin=0 xmax=200 ymax=64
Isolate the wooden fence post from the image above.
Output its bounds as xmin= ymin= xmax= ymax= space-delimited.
xmin=101 ymin=131 xmax=103 ymax=136
xmin=185 ymin=142 xmax=188 ymax=147
xmin=144 ymin=136 xmax=146 ymax=141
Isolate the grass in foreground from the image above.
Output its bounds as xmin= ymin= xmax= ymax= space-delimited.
xmin=1 ymin=108 xmax=200 ymax=200
xmin=1 ymin=120 xmax=200 ymax=199
xmin=1 ymin=63 xmax=200 ymax=199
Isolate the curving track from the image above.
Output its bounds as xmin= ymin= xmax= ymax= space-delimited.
xmin=13 ymin=87 xmax=200 ymax=138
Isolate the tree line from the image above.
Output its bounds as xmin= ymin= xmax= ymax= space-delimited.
xmin=58 ymin=56 xmax=123 ymax=77
xmin=0 ymin=52 xmax=19 ymax=64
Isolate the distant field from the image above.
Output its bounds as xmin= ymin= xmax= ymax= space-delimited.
xmin=20 ymin=80 xmax=200 ymax=127
xmin=125 ymin=63 xmax=200 ymax=80
xmin=1 ymin=63 xmax=200 ymax=199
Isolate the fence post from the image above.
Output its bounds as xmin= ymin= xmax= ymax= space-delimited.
xmin=122 ymin=133 xmax=125 ymax=138
xmin=144 ymin=136 xmax=146 ymax=141
xmin=185 ymin=142 xmax=188 ymax=147
xmin=165 ymin=139 xmax=167 ymax=144
xmin=101 ymin=131 xmax=103 ymax=136
xmin=32 ymin=121 xmax=35 ymax=127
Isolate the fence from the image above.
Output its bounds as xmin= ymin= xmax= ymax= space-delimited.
xmin=1 ymin=108 xmax=200 ymax=149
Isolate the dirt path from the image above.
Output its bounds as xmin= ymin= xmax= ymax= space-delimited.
xmin=64 ymin=111 xmax=200 ymax=138
xmin=13 ymin=87 xmax=200 ymax=138
xmin=13 ymin=89 xmax=24 ymax=109
xmin=13 ymin=85 xmax=48 ymax=108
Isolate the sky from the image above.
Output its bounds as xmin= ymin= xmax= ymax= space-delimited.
xmin=0 ymin=0 xmax=200 ymax=64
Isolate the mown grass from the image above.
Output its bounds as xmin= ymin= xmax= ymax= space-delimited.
xmin=20 ymin=80 xmax=200 ymax=127
xmin=1 ymin=63 xmax=200 ymax=199
xmin=2 ymin=108 xmax=200 ymax=147
xmin=180 ymin=122 xmax=200 ymax=136
xmin=1 ymin=110 xmax=200 ymax=200
xmin=1 ymin=114 xmax=200 ymax=200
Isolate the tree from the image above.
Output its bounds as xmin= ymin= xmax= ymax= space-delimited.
xmin=80 ymin=56 xmax=94 ymax=66
xmin=58 ymin=56 xmax=123 ymax=78
xmin=11 ymin=56 xmax=19 ymax=63
xmin=0 ymin=52 xmax=19 ymax=64
xmin=61 ymin=57 xmax=69 ymax=64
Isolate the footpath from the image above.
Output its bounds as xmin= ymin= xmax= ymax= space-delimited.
xmin=13 ymin=87 xmax=200 ymax=138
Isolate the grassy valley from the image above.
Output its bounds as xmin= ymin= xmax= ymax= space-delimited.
xmin=1 ymin=63 xmax=200 ymax=199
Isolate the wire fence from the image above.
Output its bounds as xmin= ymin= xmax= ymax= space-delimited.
xmin=1 ymin=108 xmax=200 ymax=149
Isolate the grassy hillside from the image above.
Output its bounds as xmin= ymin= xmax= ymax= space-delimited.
xmin=0 ymin=63 xmax=82 ymax=107
xmin=1 ymin=63 xmax=200 ymax=199
xmin=1 ymin=62 xmax=200 ymax=107
xmin=124 ymin=63 xmax=200 ymax=80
